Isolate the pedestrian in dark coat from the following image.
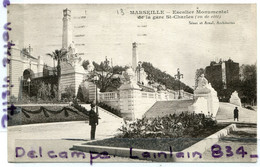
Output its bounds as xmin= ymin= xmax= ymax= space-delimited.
xmin=234 ymin=107 xmax=239 ymax=121
xmin=89 ymin=103 xmax=99 ymax=140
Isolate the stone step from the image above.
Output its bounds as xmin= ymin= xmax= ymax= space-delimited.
xmin=144 ymin=100 xmax=194 ymax=118
xmin=81 ymin=104 xmax=124 ymax=125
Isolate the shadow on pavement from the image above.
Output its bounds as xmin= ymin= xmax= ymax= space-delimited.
xmin=62 ymin=138 xmax=89 ymax=141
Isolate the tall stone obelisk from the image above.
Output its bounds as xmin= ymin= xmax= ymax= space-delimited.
xmin=60 ymin=8 xmax=86 ymax=96
xmin=132 ymin=42 xmax=139 ymax=71
xmin=62 ymin=8 xmax=72 ymax=50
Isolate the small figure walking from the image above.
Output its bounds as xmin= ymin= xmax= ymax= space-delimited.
xmin=89 ymin=103 xmax=99 ymax=140
xmin=234 ymin=107 xmax=239 ymax=121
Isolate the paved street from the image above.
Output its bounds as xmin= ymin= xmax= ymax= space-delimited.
xmin=8 ymin=107 xmax=143 ymax=163
xmin=8 ymin=103 xmax=257 ymax=163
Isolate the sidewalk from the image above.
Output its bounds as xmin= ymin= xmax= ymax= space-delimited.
xmin=200 ymin=123 xmax=257 ymax=162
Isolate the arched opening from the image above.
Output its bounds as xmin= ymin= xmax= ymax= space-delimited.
xmin=23 ymin=69 xmax=34 ymax=80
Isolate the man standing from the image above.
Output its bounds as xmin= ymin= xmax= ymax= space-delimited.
xmin=89 ymin=103 xmax=99 ymax=140
xmin=234 ymin=107 xmax=239 ymax=121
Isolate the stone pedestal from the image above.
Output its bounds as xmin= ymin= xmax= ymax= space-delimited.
xmin=188 ymin=75 xmax=219 ymax=117
xmin=60 ymin=62 xmax=86 ymax=96
xmin=119 ymin=81 xmax=141 ymax=121
xmin=229 ymin=91 xmax=242 ymax=107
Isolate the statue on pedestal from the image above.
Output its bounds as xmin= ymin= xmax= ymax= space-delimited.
xmin=194 ymin=74 xmax=211 ymax=94
xmin=190 ymin=74 xmax=219 ymax=118
xmin=66 ymin=41 xmax=82 ymax=67
xmin=122 ymin=67 xmax=136 ymax=84
xmin=197 ymin=74 xmax=208 ymax=89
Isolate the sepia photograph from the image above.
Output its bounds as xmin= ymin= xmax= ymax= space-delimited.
xmin=5 ymin=3 xmax=257 ymax=163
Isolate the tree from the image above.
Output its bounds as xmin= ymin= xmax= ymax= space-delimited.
xmin=194 ymin=68 xmax=205 ymax=89
xmin=240 ymin=64 xmax=257 ymax=105
xmin=90 ymin=58 xmax=122 ymax=92
xmin=112 ymin=65 xmax=127 ymax=74
xmin=142 ymin=62 xmax=194 ymax=93
xmin=37 ymin=82 xmax=52 ymax=101
xmin=82 ymin=60 xmax=90 ymax=70
xmin=77 ymin=85 xmax=89 ymax=103
xmin=46 ymin=49 xmax=67 ymax=101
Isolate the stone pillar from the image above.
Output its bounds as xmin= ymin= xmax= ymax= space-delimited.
xmin=132 ymin=42 xmax=138 ymax=71
xmin=62 ymin=8 xmax=73 ymax=50
xmin=37 ymin=56 xmax=44 ymax=73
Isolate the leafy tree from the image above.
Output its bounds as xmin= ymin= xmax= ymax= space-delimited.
xmin=61 ymin=85 xmax=75 ymax=101
xmin=46 ymin=49 xmax=67 ymax=101
xmin=77 ymin=85 xmax=89 ymax=103
xmin=82 ymin=60 xmax=90 ymax=70
xmin=240 ymin=64 xmax=257 ymax=105
xmin=37 ymin=82 xmax=52 ymax=100
xmin=89 ymin=59 xmax=123 ymax=92
xmin=112 ymin=65 xmax=127 ymax=74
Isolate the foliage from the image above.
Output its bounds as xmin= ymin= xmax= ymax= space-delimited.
xmin=142 ymin=62 xmax=194 ymax=93
xmin=240 ymin=64 xmax=257 ymax=105
xmin=112 ymin=65 xmax=127 ymax=74
xmin=98 ymin=102 xmax=122 ymax=117
xmin=37 ymin=82 xmax=52 ymax=101
xmin=71 ymin=97 xmax=122 ymax=117
xmin=52 ymin=84 xmax=58 ymax=101
xmin=77 ymin=85 xmax=90 ymax=103
xmin=90 ymin=59 xmax=123 ymax=92
xmin=46 ymin=49 xmax=68 ymax=101
xmin=71 ymin=99 xmax=89 ymax=116
xmin=82 ymin=60 xmax=90 ymax=70
xmin=118 ymin=112 xmax=217 ymax=138
xmin=90 ymin=59 xmax=193 ymax=93
xmin=8 ymin=105 xmax=88 ymax=126
xmin=61 ymin=85 xmax=75 ymax=102
xmin=10 ymin=95 xmax=18 ymax=103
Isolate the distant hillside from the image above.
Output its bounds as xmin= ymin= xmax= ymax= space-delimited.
xmin=142 ymin=62 xmax=193 ymax=94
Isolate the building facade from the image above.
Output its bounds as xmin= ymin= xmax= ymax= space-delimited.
xmin=9 ymin=8 xmax=86 ymax=100
xmin=205 ymin=59 xmax=239 ymax=101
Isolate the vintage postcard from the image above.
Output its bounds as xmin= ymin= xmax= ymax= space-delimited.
xmin=5 ymin=3 xmax=257 ymax=164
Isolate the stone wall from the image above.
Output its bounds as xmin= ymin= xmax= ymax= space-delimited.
xmin=99 ymin=92 xmax=120 ymax=110
xmin=98 ymin=83 xmax=194 ymax=121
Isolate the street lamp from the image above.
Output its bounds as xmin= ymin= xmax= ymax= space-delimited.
xmin=27 ymin=77 xmax=31 ymax=102
xmin=93 ymin=75 xmax=99 ymax=115
xmin=174 ymin=68 xmax=183 ymax=99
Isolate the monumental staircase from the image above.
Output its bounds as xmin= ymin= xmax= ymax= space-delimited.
xmin=216 ymin=102 xmax=257 ymax=124
xmin=80 ymin=104 xmax=124 ymax=138
xmin=143 ymin=99 xmax=194 ymax=118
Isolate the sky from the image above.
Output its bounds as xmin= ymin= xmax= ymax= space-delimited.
xmin=8 ymin=4 xmax=257 ymax=87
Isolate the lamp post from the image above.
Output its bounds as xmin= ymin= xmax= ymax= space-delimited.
xmin=93 ymin=75 xmax=99 ymax=115
xmin=174 ymin=68 xmax=183 ymax=99
xmin=27 ymin=77 xmax=31 ymax=102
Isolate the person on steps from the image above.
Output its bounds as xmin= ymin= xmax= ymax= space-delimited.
xmin=234 ymin=107 xmax=239 ymax=121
